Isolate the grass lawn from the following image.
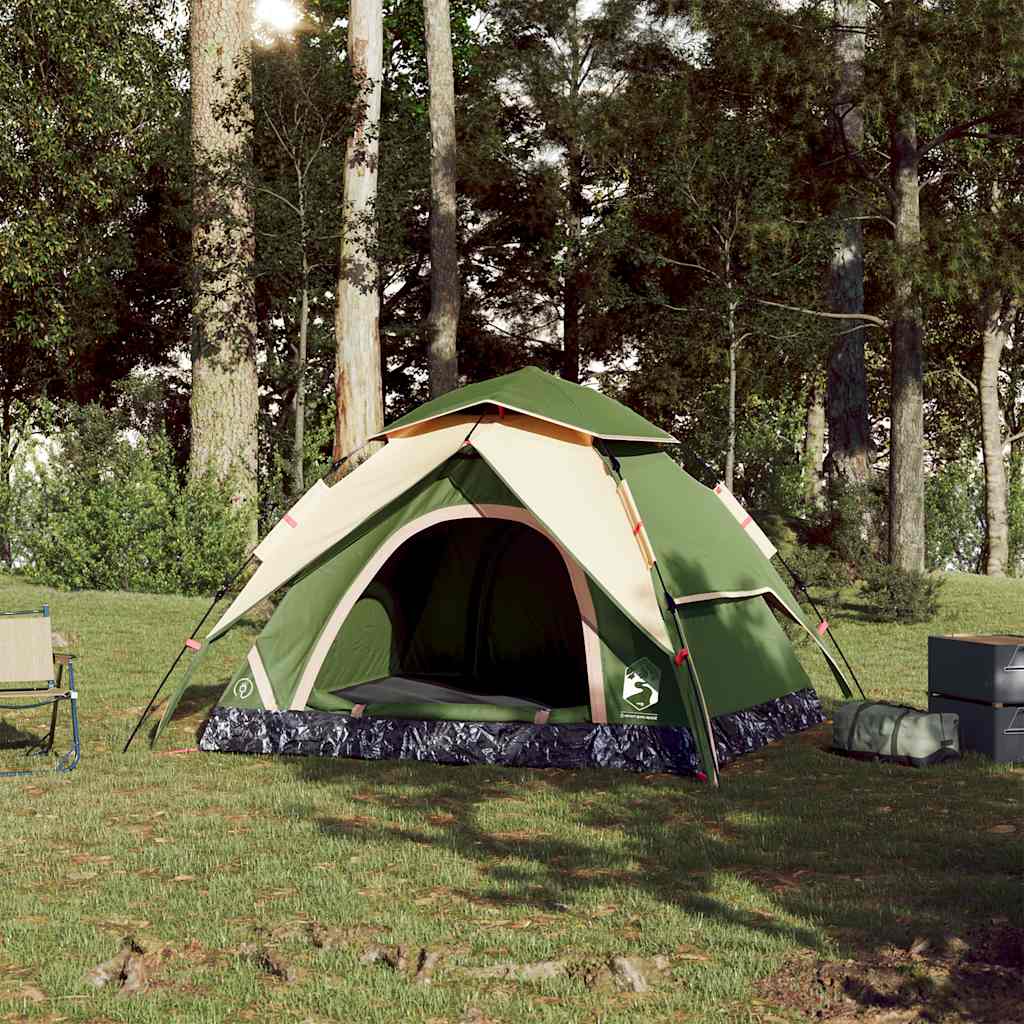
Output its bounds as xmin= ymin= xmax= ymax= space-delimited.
xmin=0 ymin=570 xmax=1021 ymax=1023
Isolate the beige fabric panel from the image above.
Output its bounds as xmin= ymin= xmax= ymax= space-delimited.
xmin=253 ymin=479 xmax=331 ymax=564
xmin=471 ymin=421 xmax=673 ymax=652
xmin=207 ymin=421 xmax=473 ymax=640
xmin=0 ymin=617 xmax=54 ymax=683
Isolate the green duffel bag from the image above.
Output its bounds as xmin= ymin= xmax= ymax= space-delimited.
xmin=833 ymin=701 xmax=960 ymax=767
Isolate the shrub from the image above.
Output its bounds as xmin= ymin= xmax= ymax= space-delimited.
xmin=12 ymin=406 xmax=248 ymax=595
xmin=860 ymin=562 xmax=944 ymax=624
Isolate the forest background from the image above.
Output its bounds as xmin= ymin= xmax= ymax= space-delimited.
xmin=1 ymin=0 xmax=1021 ymax=603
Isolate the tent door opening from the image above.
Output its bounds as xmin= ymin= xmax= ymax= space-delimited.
xmin=322 ymin=517 xmax=591 ymax=711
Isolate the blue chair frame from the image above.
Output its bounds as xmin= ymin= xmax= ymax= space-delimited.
xmin=0 ymin=605 xmax=80 ymax=776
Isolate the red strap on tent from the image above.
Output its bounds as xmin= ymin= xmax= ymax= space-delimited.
xmin=496 ymin=404 xmax=505 ymax=418
xmin=817 ymin=619 xmax=829 ymax=637
xmin=674 ymin=647 xmax=689 ymax=666
xmin=633 ymin=520 xmax=643 ymax=535
xmin=185 ymin=638 xmax=202 ymax=651
xmin=461 ymin=439 xmax=472 ymax=447
xmin=713 ymin=484 xmax=722 ymax=494
xmin=533 ymin=709 xmax=550 ymax=725
xmin=351 ymin=703 xmax=366 ymax=718
xmin=695 ymin=770 xmax=708 ymax=783
xmin=740 ymin=515 xmax=752 ymax=529
xmin=283 ymin=513 xmax=298 ymax=528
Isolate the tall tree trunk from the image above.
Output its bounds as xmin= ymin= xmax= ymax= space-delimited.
xmin=190 ymin=0 xmax=259 ymax=545
xmin=826 ymin=0 xmax=872 ymax=487
xmin=888 ymin=113 xmax=925 ymax=571
xmin=724 ymin=263 xmax=738 ymax=492
xmin=804 ymin=375 xmax=826 ymax=508
xmin=980 ymin=293 xmax=1015 ymax=576
xmin=333 ymin=0 xmax=384 ymax=467
xmin=424 ymin=0 xmax=460 ymax=397
xmin=291 ymin=249 xmax=310 ymax=498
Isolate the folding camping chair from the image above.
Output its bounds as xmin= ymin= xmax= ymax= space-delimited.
xmin=0 ymin=605 xmax=80 ymax=776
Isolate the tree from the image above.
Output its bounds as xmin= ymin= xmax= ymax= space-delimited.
xmin=190 ymin=0 xmax=260 ymax=543
xmin=333 ymin=0 xmax=385 ymax=466
xmin=482 ymin=0 xmax=645 ymax=383
xmin=424 ymin=0 xmax=461 ymax=395
xmin=251 ymin=20 xmax=353 ymax=497
xmin=0 ymin=0 xmax=184 ymax=563
xmin=825 ymin=0 xmax=873 ymax=489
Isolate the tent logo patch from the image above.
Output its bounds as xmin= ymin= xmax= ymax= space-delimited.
xmin=233 ymin=677 xmax=254 ymax=701
xmin=623 ymin=658 xmax=660 ymax=713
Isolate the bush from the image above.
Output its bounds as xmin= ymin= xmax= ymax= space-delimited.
xmin=860 ymin=562 xmax=944 ymax=624
xmin=12 ymin=406 xmax=248 ymax=595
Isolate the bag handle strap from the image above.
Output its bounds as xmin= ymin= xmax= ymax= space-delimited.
xmin=890 ymin=708 xmax=914 ymax=758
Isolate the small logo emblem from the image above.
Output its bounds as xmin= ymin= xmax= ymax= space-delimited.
xmin=623 ymin=658 xmax=660 ymax=712
xmin=233 ymin=677 xmax=254 ymax=701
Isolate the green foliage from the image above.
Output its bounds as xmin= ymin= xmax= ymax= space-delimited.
xmin=925 ymin=455 xmax=985 ymax=573
xmin=860 ymin=562 xmax=945 ymax=624
xmin=13 ymin=407 xmax=248 ymax=595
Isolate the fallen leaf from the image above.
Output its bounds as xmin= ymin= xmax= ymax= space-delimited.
xmin=987 ymin=824 xmax=1017 ymax=834
xmin=171 ymin=875 xmax=196 ymax=883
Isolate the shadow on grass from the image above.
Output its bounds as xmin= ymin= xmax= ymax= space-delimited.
xmin=287 ymin=731 xmax=1022 ymax=971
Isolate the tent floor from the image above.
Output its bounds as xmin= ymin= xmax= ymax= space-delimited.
xmin=332 ymin=675 xmax=551 ymax=710
xmin=199 ymin=687 xmax=825 ymax=776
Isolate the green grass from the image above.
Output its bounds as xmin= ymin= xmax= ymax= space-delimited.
xmin=0 ymin=571 xmax=1021 ymax=1023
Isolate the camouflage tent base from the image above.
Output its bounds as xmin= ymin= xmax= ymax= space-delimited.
xmin=198 ymin=687 xmax=824 ymax=775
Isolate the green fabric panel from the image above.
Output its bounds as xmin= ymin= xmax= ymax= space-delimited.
xmin=316 ymin=587 xmax=396 ymax=692
xmin=217 ymin=652 xmax=268 ymax=710
xmin=587 ymin=584 xmax=687 ymax=726
xmin=611 ymin=444 xmax=850 ymax=699
xmin=610 ymin=445 xmax=802 ymax=609
xmin=380 ymin=366 xmax=674 ymax=442
xmin=675 ymin=596 xmax=813 ymax=717
xmin=307 ymin=688 xmax=355 ymax=712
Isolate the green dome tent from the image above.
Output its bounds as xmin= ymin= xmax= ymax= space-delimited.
xmin=157 ymin=367 xmax=852 ymax=784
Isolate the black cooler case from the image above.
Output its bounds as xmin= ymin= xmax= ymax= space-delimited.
xmin=927 ymin=635 xmax=1024 ymax=763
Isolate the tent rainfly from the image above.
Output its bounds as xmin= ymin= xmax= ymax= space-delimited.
xmin=157 ymin=366 xmax=851 ymax=783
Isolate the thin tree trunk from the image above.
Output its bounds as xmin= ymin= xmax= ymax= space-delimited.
xmin=291 ymin=249 xmax=309 ymax=498
xmin=562 ymin=148 xmax=583 ymax=384
xmin=0 ymin=398 xmax=13 ymax=566
xmin=804 ymin=375 xmax=826 ymax=507
xmin=190 ymin=0 xmax=259 ymax=546
xmin=424 ymin=0 xmax=460 ymax=397
xmin=980 ymin=293 xmax=1015 ymax=576
xmin=333 ymin=0 xmax=384 ymax=467
xmin=725 ymin=265 xmax=738 ymax=492
xmin=888 ymin=112 xmax=925 ymax=571
xmin=826 ymin=0 xmax=872 ymax=487
xmin=561 ymin=11 xmax=583 ymax=384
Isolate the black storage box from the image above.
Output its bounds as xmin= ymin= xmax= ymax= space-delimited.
xmin=927 ymin=634 xmax=1024 ymax=763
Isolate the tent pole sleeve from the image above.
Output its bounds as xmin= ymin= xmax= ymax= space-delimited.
xmin=773 ymin=547 xmax=866 ymax=700
xmin=122 ymin=552 xmax=255 ymax=752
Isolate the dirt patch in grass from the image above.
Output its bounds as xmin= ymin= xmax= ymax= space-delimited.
xmin=753 ymin=925 xmax=1023 ymax=1022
